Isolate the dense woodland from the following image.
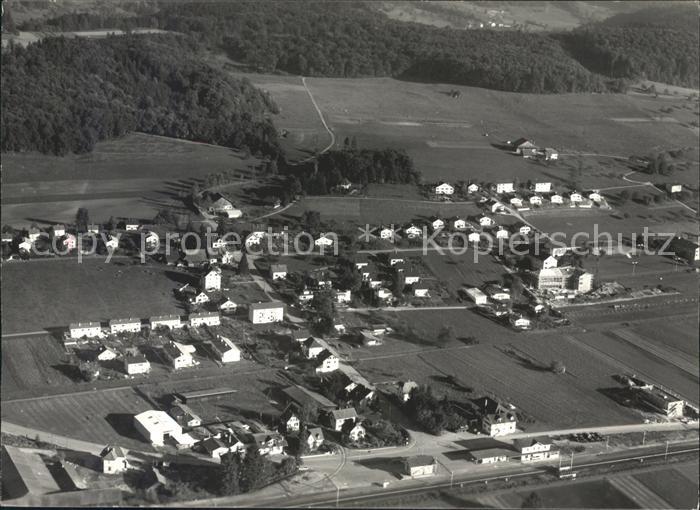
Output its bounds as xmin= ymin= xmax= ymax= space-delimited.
xmin=559 ymin=5 xmax=699 ymax=88
xmin=17 ymin=2 xmax=608 ymax=94
xmin=13 ymin=2 xmax=698 ymax=95
xmin=1 ymin=34 xmax=280 ymax=156
xmin=295 ymin=148 xmax=421 ymax=195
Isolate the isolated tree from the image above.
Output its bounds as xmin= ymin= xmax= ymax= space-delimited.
xmin=302 ymin=210 xmax=322 ymax=232
xmin=522 ymin=492 xmax=543 ymax=509
xmin=550 ymin=360 xmax=566 ymax=374
xmin=238 ymin=254 xmax=250 ymax=276
xmin=619 ymin=190 xmax=631 ymax=203
xmin=220 ymin=452 xmax=242 ymax=495
xmin=75 ymin=207 xmax=90 ymax=232
xmin=437 ymin=325 xmax=455 ymax=346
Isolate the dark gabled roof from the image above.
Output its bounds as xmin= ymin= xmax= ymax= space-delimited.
xmin=512 ymin=436 xmax=553 ymax=450
xmin=100 ymin=445 xmax=126 ymax=460
xmin=124 ymin=355 xmax=148 ymax=365
xmin=201 ymin=437 xmax=227 ymax=454
xmin=468 ymin=447 xmax=515 ymax=460
xmin=316 ymin=349 xmax=336 ymax=362
xmin=282 ymin=385 xmax=337 ymax=410
xmin=307 ymin=427 xmax=324 ymax=440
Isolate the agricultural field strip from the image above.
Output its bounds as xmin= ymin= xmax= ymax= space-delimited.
xmin=564 ymin=334 xmax=699 ymax=406
xmin=609 ymin=329 xmax=698 ymax=377
xmin=608 ymin=474 xmax=673 ymax=509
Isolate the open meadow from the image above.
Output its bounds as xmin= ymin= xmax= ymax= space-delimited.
xmin=1 ymin=133 xmax=258 ymax=225
xmin=1 ymin=335 xmax=73 ymax=396
xmin=1 ymin=258 xmax=187 ymax=334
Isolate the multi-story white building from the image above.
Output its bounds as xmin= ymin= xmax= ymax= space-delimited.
xmin=249 ymin=302 xmax=285 ymax=324
xmin=434 ymin=182 xmax=454 ymax=195
xmin=189 ymin=312 xmax=220 ymax=327
xmin=109 ymin=318 xmax=142 ymax=335
xmin=69 ymin=322 xmax=103 ymax=339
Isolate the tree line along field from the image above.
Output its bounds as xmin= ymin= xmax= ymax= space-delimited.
xmin=1 ymin=258 xmax=186 ymax=335
xmin=1 ymin=132 xmax=257 ymax=226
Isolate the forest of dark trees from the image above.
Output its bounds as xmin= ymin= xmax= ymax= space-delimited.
xmin=558 ymin=5 xmax=699 ymax=88
xmin=17 ymin=1 xmax=607 ymax=94
xmin=1 ymin=34 xmax=280 ymax=156
xmin=14 ymin=2 xmax=697 ymax=93
xmin=295 ymin=148 xmax=421 ymax=195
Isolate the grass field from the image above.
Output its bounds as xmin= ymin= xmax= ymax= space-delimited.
xmin=1 ymin=335 xmax=73 ymax=395
xmin=279 ymin=196 xmax=482 ymax=227
xmin=1 ymin=387 xmax=156 ymax=451
xmin=351 ymin=308 xmax=644 ymax=430
xmin=423 ymin=250 xmax=505 ymax=295
xmin=633 ymin=467 xmax=699 ymax=510
xmin=1 ymin=258 xmax=186 ymax=334
xmin=1 ymin=133 xmax=258 ymax=225
xmin=568 ymin=331 xmax=699 ymax=405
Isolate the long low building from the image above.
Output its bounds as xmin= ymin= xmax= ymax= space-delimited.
xmin=109 ymin=318 xmax=142 ymax=334
xmin=69 ymin=322 xmax=103 ymax=339
xmin=149 ymin=315 xmax=183 ymax=330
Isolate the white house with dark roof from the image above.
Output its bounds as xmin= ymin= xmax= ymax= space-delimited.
xmin=303 ymin=338 xmax=325 ymax=359
xmin=529 ymin=195 xmax=543 ymax=206
xmin=193 ymin=291 xmax=210 ymax=304
xmin=519 ymin=225 xmax=532 ymax=236
xmin=434 ymin=182 xmax=454 ymax=195
xmin=100 ymin=446 xmax=129 ymax=474
xmin=588 ymin=192 xmax=602 ymax=203
xmin=569 ymin=192 xmax=583 ymax=204
xmin=467 ymin=183 xmax=480 ymax=193
xmin=306 ymin=427 xmax=325 ymax=451
xmin=513 ymin=436 xmax=559 ymax=463
xmin=189 ymin=312 xmax=220 ymax=327
xmin=201 ymin=267 xmax=222 ymax=291
xmin=403 ymin=455 xmax=437 ymax=478
xmin=163 ymin=342 xmax=195 ymax=370
xmin=453 ymin=218 xmax=467 ymax=230
xmin=96 ymin=345 xmax=118 ymax=361
xmin=270 ymin=264 xmax=288 ymax=280
xmin=249 ymin=302 xmax=285 ymax=324
xmin=52 ymin=224 xmax=66 ymax=237
xmin=219 ymin=298 xmax=238 ymax=313
xmin=109 ymin=318 xmax=142 ymax=334
xmin=327 ymin=408 xmax=358 ymax=431
xmin=210 ymin=335 xmax=241 ymax=363
xmin=315 ymin=350 xmax=340 ymax=373
xmin=150 ymin=315 xmax=183 ymax=330
xmin=468 ymin=232 xmax=481 ymax=244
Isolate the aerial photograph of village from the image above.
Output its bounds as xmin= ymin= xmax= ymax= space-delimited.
xmin=0 ymin=0 xmax=698 ymax=508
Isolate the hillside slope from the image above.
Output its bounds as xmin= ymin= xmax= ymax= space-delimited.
xmin=1 ymin=34 xmax=280 ymax=156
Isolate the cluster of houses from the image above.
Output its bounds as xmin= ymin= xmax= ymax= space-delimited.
xmin=535 ymin=250 xmax=595 ymax=296
xmin=464 ymin=435 xmax=560 ymax=465
xmin=462 ymin=285 xmax=535 ymax=330
xmin=1 ymin=223 xmax=120 ymax=258
xmin=80 ymin=331 xmax=243 ymax=377
xmin=507 ymin=138 xmax=558 ymax=161
xmin=292 ymin=329 xmax=340 ymax=373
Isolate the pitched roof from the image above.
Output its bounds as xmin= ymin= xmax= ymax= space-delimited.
xmin=282 ymin=385 xmax=337 ymax=410
xmin=468 ymin=447 xmax=515 ymax=460
xmin=271 ymin=264 xmax=287 ymax=272
xmin=124 ymin=355 xmax=148 ymax=365
xmin=512 ymin=436 xmax=553 ymax=450
xmin=101 ymin=445 xmax=126 ymax=460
